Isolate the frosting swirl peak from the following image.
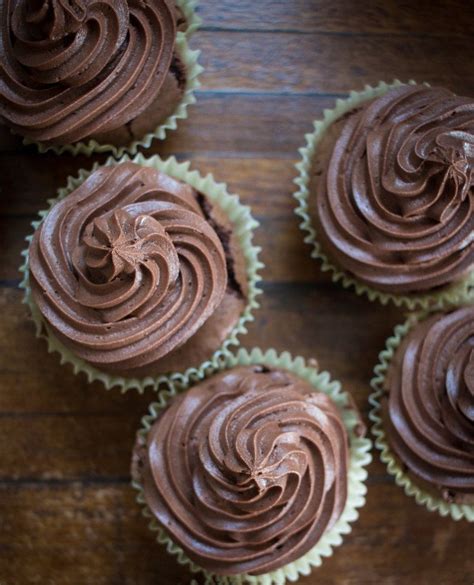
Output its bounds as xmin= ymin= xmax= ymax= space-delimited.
xmin=313 ymin=85 xmax=474 ymax=294
xmin=28 ymin=163 xmax=228 ymax=374
xmin=133 ymin=366 xmax=351 ymax=575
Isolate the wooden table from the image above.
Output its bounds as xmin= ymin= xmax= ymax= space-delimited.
xmin=1 ymin=2 xmax=473 ymax=584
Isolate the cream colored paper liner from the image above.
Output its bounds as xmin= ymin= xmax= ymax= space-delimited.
xmin=293 ymin=79 xmax=474 ymax=310
xmin=369 ymin=311 xmax=474 ymax=521
xmin=19 ymin=154 xmax=263 ymax=393
xmin=22 ymin=1 xmax=203 ymax=157
xmin=133 ymin=347 xmax=372 ymax=585
xmin=176 ymin=0 xmax=202 ymax=37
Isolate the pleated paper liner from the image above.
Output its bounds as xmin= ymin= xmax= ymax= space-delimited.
xmin=293 ymin=79 xmax=474 ymax=310
xmin=369 ymin=311 xmax=474 ymax=522
xmin=19 ymin=153 xmax=264 ymax=393
xmin=22 ymin=0 xmax=203 ymax=157
xmin=177 ymin=0 xmax=202 ymax=36
xmin=133 ymin=347 xmax=372 ymax=585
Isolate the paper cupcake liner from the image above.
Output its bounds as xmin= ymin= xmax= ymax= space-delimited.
xmin=133 ymin=347 xmax=372 ymax=585
xmin=176 ymin=0 xmax=202 ymax=36
xmin=293 ymin=79 xmax=474 ymax=310
xmin=19 ymin=154 xmax=264 ymax=393
xmin=22 ymin=24 xmax=203 ymax=157
xmin=369 ymin=311 xmax=474 ymax=521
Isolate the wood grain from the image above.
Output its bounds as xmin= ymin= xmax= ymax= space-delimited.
xmin=0 ymin=483 xmax=472 ymax=585
xmin=199 ymin=0 xmax=474 ymax=36
xmin=194 ymin=32 xmax=474 ymax=95
xmin=1 ymin=1 xmax=473 ymax=584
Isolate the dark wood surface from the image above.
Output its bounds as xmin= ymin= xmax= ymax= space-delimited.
xmin=1 ymin=2 xmax=473 ymax=584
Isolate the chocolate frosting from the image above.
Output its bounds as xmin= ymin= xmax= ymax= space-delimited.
xmin=384 ymin=306 xmax=474 ymax=503
xmin=314 ymin=85 xmax=474 ymax=293
xmin=0 ymin=0 xmax=176 ymax=144
xmin=133 ymin=366 xmax=350 ymax=575
xmin=29 ymin=163 xmax=228 ymax=373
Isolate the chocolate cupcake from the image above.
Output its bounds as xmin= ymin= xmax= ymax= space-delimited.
xmin=370 ymin=306 xmax=474 ymax=520
xmin=0 ymin=0 xmax=202 ymax=155
xmin=20 ymin=155 xmax=262 ymax=391
xmin=132 ymin=348 xmax=372 ymax=583
xmin=295 ymin=81 xmax=474 ymax=308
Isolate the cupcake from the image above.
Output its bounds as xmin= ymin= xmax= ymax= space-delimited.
xmin=370 ymin=305 xmax=474 ymax=520
xmin=295 ymin=81 xmax=474 ymax=308
xmin=132 ymin=349 xmax=371 ymax=583
xmin=0 ymin=0 xmax=201 ymax=155
xmin=21 ymin=155 xmax=262 ymax=391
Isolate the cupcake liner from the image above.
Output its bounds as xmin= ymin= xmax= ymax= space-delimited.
xmin=19 ymin=154 xmax=264 ymax=393
xmin=293 ymin=79 xmax=474 ymax=310
xmin=176 ymin=0 xmax=202 ymax=37
xmin=22 ymin=26 xmax=203 ymax=157
xmin=369 ymin=310 xmax=474 ymax=521
xmin=133 ymin=347 xmax=372 ymax=585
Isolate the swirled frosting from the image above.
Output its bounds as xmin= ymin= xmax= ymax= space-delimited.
xmin=0 ymin=0 xmax=177 ymax=144
xmin=383 ymin=306 xmax=474 ymax=503
xmin=133 ymin=366 xmax=353 ymax=575
xmin=29 ymin=163 xmax=228 ymax=374
xmin=313 ymin=85 xmax=474 ymax=293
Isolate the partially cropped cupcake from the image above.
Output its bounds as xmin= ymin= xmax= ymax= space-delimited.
xmin=370 ymin=305 xmax=474 ymax=520
xmin=295 ymin=81 xmax=474 ymax=308
xmin=132 ymin=349 xmax=371 ymax=583
xmin=21 ymin=156 xmax=262 ymax=390
xmin=0 ymin=0 xmax=201 ymax=155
